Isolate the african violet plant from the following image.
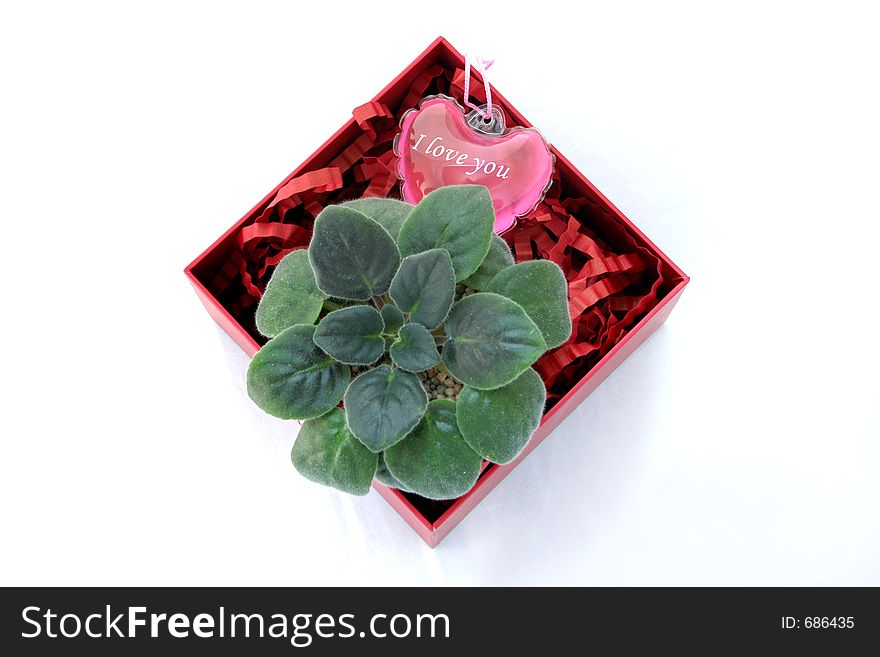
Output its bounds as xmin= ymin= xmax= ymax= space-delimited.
xmin=247 ymin=184 xmax=571 ymax=500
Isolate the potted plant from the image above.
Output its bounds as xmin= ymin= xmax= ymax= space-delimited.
xmin=246 ymin=184 xmax=572 ymax=500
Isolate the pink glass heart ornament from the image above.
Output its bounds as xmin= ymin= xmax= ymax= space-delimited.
xmin=394 ymin=95 xmax=554 ymax=234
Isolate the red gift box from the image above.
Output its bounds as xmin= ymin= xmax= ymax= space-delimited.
xmin=184 ymin=37 xmax=689 ymax=547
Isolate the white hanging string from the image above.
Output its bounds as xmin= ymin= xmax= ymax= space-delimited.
xmin=463 ymin=53 xmax=494 ymax=120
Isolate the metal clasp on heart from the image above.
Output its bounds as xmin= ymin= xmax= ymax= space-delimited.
xmin=466 ymin=104 xmax=506 ymax=135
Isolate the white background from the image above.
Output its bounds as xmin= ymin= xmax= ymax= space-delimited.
xmin=1 ymin=1 xmax=878 ymax=586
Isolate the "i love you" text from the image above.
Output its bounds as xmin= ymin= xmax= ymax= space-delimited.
xmin=411 ymin=134 xmax=511 ymax=179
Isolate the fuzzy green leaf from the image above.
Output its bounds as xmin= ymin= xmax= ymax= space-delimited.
xmin=390 ymin=323 xmax=440 ymax=372
xmin=313 ymin=305 xmax=384 ymax=365
xmin=291 ymin=408 xmax=378 ymax=496
xmin=341 ymin=197 xmax=413 ymax=241
xmin=457 ymin=367 xmax=546 ymax=464
xmin=254 ymin=250 xmax=327 ymax=338
xmin=397 ymin=185 xmax=494 ymax=282
xmin=442 ymin=292 xmax=547 ymax=390
xmin=384 ymin=399 xmax=482 ymax=500
xmin=485 ymin=260 xmax=572 ymax=349
xmin=344 ymin=365 xmax=428 ymax=452
xmin=380 ymin=303 xmax=404 ymax=333
xmin=309 ymin=205 xmax=400 ymax=300
xmin=463 ymin=233 xmax=515 ymax=290
xmin=388 ymin=249 xmax=455 ymax=329
xmin=374 ymin=452 xmax=411 ymax=492
xmin=247 ymin=325 xmax=349 ymax=420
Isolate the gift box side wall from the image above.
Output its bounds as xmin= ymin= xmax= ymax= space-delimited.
xmin=185 ymin=36 xmax=689 ymax=548
xmin=428 ymin=281 xmax=686 ymax=546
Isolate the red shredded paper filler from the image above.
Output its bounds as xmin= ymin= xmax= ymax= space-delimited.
xmin=209 ymin=67 xmax=663 ymax=402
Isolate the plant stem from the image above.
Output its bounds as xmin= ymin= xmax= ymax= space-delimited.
xmin=322 ymin=299 xmax=344 ymax=312
xmin=371 ymin=295 xmax=386 ymax=309
xmin=434 ymin=335 xmax=448 ymax=347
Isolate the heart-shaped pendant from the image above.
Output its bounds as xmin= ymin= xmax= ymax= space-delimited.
xmin=394 ymin=95 xmax=554 ymax=234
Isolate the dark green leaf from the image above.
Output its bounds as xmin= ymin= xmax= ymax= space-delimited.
xmin=390 ymin=323 xmax=440 ymax=372
xmin=374 ymin=452 xmax=412 ymax=492
xmin=309 ymin=205 xmax=400 ymax=300
xmin=344 ymin=365 xmax=427 ymax=452
xmin=463 ymin=233 xmax=515 ymax=290
xmin=485 ymin=260 xmax=572 ymax=349
xmin=255 ymin=250 xmax=327 ymax=337
xmin=442 ymin=292 xmax=546 ymax=390
xmin=380 ymin=303 xmax=404 ymax=333
xmin=247 ymin=325 xmax=349 ymax=420
xmin=384 ymin=399 xmax=482 ymax=500
xmin=313 ymin=305 xmax=384 ymax=365
xmin=457 ymin=367 xmax=546 ymax=464
xmin=397 ymin=185 xmax=494 ymax=281
xmin=341 ymin=197 xmax=413 ymax=241
xmin=388 ymin=249 xmax=455 ymax=329
xmin=291 ymin=408 xmax=377 ymax=496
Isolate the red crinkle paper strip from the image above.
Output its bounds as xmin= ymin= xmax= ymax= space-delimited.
xmin=210 ymin=67 xmax=663 ymax=400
